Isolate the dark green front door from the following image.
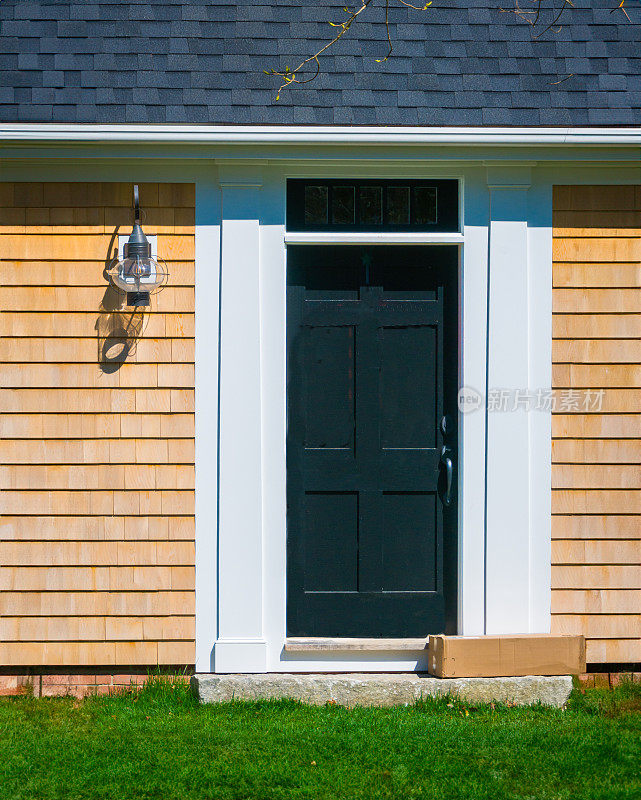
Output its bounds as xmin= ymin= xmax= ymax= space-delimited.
xmin=286 ymin=246 xmax=458 ymax=638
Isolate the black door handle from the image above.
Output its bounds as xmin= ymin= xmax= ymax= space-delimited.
xmin=440 ymin=446 xmax=453 ymax=507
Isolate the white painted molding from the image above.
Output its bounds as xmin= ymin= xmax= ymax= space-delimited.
xmin=485 ymin=164 xmax=533 ymax=190
xmin=458 ymin=170 xmax=490 ymax=636
xmin=527 ymin=181 xmax=553 ymax=634
xmin=284 ymin=232 xmax=464 ymax=245
xmin=194 ymin=176 xmax=221 ymax=673
xmin=1 ymin=124 xmax=641 ymax=146
xmin=218 ymin=163 xmax=265 ymax=187
xmin=213 ymin=639 xmax=268 ymax=673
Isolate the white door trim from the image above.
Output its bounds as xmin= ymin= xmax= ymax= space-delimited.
xmin=214 ymin=165 xmax=493 ymax=672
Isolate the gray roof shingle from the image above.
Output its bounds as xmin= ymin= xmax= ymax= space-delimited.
xmin=0 ymin=0 xmax=639 ymax=125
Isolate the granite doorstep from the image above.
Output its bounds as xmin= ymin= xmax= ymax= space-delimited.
xmin=192 ymin=673 xmax=574 ymax=708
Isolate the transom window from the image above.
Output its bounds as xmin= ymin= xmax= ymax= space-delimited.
xmin=287 ymin=179 xmax=458 ymax=232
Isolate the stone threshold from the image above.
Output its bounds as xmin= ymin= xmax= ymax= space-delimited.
xmin=192 ymin=673 xmax=573 ymax=708
xmin=284 ymin=638 xmax=429 ymax=652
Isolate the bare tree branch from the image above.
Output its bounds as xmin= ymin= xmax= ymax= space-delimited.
xmin=378 ymin=0 xmax=393 ymax=64
xmin=266 ymin=0 xmax=631 ymax=100
xmin=533 ymin=0 xmax=575 ymax=40
xmin=613 ymin=0 xmax=631 ymax=23
xmin=264 ymin=0 xmax=378 ymax=100
xmin=550 ymin=72 xmax=575 ymax=84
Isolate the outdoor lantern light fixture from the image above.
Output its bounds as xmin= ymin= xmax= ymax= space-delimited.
xmin=107 ymin=185 xmax=169 ymax=308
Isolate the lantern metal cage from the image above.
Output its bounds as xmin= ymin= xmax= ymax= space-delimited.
xmin=107 ymin=185 xmax=169 ymax=308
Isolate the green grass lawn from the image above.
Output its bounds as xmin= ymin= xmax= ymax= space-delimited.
xmin=0 ymin=677 xmax=639 ymax=800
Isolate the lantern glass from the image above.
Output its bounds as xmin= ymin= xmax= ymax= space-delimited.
xmin=107 ymin=254 xmax=169 ymax=296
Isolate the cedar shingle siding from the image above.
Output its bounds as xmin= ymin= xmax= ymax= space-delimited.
xmin=0 ymin=182 xmax=195 ymax=667
xmin=0 ymin=0 xmax=639 ymax=126
xmin=552 ymin=185 xmax=641 ymax=666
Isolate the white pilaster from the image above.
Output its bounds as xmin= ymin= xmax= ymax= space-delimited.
xmin=484 ymin=164 xmax=550 ymax=634
xmin=485 ymin=165 xmax=531 ymax=633
xmin=215 ymin=166 xmax=267 ymax=672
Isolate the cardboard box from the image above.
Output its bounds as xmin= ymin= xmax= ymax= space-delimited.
xmin=428 ymin=634 xmax=586 ymax=678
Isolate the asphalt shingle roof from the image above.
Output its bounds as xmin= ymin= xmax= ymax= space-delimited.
xmin=0 ymin=0 xmax=639 ymax=125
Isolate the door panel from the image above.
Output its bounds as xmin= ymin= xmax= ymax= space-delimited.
xmin=303 ymin=492 xmax=358 ymax=592
xmin=381 ymin=492 xmax=438 ymax=592
xmin=287 ymin=246 xmax=458 ymax=638
xmin=380 ymin=326 xmax=437 ymax=449
xmin=303 ymin=326 xmax=355 ymax=450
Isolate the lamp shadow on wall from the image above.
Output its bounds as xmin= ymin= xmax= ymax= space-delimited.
xmin=96 ymin=230 xmax=146 ymax=374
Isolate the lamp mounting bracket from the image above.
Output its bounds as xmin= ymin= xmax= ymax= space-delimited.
xmin=133 ymin=184 xmax=140 ymax=225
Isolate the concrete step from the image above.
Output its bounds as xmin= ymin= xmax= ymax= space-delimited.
xmin=192 ymin=673 xmax=573 ymax=708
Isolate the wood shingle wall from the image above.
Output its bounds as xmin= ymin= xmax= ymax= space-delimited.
xmin=552 ymin=185 xmax=641 ymax=665
xmin=0 ymin=182 xmax=195 ymax=666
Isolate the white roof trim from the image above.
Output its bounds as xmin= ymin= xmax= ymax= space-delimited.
xmin=0 ymin=124 xmax=640 ymax=146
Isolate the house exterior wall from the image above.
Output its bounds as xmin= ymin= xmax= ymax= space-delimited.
xmin=551 ymin=184 xmax=641 ymax=665
xmin=1 ymin=161 xmax=639 ymax=677
xmin=0 ymin=182 xmax=195 ymax=667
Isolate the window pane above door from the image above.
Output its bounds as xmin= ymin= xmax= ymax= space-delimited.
xmin=287 ymin=179 xmax=459 ymax=233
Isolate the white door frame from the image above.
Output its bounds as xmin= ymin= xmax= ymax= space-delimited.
xmin=211 ymin=160 xmax=549 ymax=673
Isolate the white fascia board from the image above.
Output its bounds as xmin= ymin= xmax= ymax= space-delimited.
xmin=0 ymin=124 xmax=640 ymax=147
